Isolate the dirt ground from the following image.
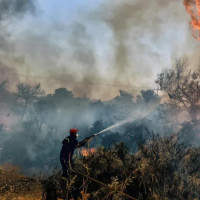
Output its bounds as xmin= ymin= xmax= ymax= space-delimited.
xmin=0 ymin=170 xmax=42 ymax=200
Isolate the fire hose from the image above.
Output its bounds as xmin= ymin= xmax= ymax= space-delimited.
xmin=68 ymin=150 xmax=138 ymax=200
xmin=61 ymin=109 xmax=156 ymax=199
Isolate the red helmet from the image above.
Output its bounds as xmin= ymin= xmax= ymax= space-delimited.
xmin=69 ymin=128 xmax=79 ymax=135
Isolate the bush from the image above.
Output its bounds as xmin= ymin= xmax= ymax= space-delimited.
xmin=43 ymin=135 xmax=200 ymax=200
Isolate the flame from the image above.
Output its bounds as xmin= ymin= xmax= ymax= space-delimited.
xmin=184 ymin=0 xmax=200 ymax=40
xmin=81 ymin=148 xmax=96 ymax=157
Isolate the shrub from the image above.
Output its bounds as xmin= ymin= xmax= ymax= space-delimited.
xmin=42 ymin=135 xmax=200 ymax=200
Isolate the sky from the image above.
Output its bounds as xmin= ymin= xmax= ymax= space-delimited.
xmin=0 ymin=0 xmax=200 ymax=100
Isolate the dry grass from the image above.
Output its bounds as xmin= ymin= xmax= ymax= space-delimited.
xmin=0 ymin=169 xmax=42 ymax=200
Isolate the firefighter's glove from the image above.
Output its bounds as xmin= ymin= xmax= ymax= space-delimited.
xmin=83 ymin=138 xmax=90 ymax=145
xmin=85 ymin=137 xmax=91 ymax=141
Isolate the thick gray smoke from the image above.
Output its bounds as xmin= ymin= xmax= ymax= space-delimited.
xmin=0 ymin=0 xmax=35 ymax=89
xmin=0 ymin=0 xmax=35 ymax=21
xmin=0 ymin=85 xmax=170 ymax=174
xmin=0 ymin=62 xmax=19 ymax=90
xmin=1 ymin=0 xmax=199 ymax=100
xmin=96 ymin=0 xmax=198 ymax=81
xmin=0 ymin=0 xmax=199 ymax=176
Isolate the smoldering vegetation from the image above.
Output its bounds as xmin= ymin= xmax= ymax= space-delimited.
xmin=0 ymin=82 xmax=161 ymax=174
xmin=0 ymin=59 xmax=199 ymax=177
xmin=43 ymin=136 xmax=200 ymax=200
xmin=41 ymin=59 xmax=200 ymax=200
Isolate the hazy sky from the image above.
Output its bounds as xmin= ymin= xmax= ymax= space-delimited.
xmin=0 ymin=0 xmax=200 ymax=100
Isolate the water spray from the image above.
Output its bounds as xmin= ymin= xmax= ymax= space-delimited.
xmin=80 ymin=106 xmax=156 ymax=144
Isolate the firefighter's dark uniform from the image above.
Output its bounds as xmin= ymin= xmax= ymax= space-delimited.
xmin=60 ymin=134 xmax=78 ymax=177
xmin=60 ymin=134 xmax=87 ymax=178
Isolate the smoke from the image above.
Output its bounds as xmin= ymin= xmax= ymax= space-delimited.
xmin=34 ymin=0 xmax=200 ymax=98
xmin=0 ymin=0 xmax=36 ymax=90
xmin=0 ymin=85 xmax=167 ymax=174
xmin=0 ymin=62 xmax=19 ymax=90
xmin=95 ymin=105 xmax=156 ymax=136
xmin=93 ymin=0 xmax=200 ymax=97
xmin=0 ymin=0 xmax=200 ymax=100
xmin=0 ymin=0 xmax=35 ymax=21
xmin=1 ymin=0 xmax=200 ymax=175
xmin=69 ymin=22 xmax=96 ymax=68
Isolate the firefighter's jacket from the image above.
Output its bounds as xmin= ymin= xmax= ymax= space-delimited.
xmin=60 ymin=135 xmax=78 ymax=165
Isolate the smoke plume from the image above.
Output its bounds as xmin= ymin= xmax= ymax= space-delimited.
xmin=0 ymin=0 xmax=199 ymax=100
xmin=0 ymin=62 xmax=19 ymax=90
xmin=0 ymin=0 xmax=35 ymax=21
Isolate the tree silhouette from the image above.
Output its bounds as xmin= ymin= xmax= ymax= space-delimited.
xmin=156 ymin=59 xmax=200 ymax=121
xmin=140 ymin=90 xmax=160 ymax=104
xmin=16 ymin=82 xmax=44 ymax=118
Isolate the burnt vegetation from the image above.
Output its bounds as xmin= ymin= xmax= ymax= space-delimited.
xmin=0 ymin=58 xmax=200 ymax=199
xmin=42 ymin=136 xmax=200 ymax=200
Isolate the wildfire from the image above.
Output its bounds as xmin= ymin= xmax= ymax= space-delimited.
xmin=184 ymin=0 xmax=200 ymax=40
xmin=81 ymin=148 xmax=96 ymax=157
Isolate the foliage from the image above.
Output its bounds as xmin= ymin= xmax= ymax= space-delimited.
xmin=156 ymin=58 xmax=200 ymax=121
xmin=101 ymin=132 xmax=123 ymax=148
xmin=43 ymin=135 xmax=200 ymax=200
xmin=16 ymin=82 xmax=44 ymax=106
xmin=178 ymin=120 xmax=200 ymax=147
xmin=16 ymin=82 xmax=45 ymax=118
xmin=139 ymin=90 xmax=160 ymax=104
xmin=0 ymin=80 xmax=7 ymax=90
xmin=0 ymin=78 xmax=199 ymax=175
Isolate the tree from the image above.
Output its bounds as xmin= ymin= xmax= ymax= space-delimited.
xmin=156 ymin=59 xmax=200 ymax=121
xmin=0 ymin=80 xmax=7 ymax=102
xmin=89 ymin=120 xmax=105 ymax=135
xmin=53 ymin=88 xmax=73 ymax=102
xmin=140 ymin=89 xmax=160 ymax=104
xmin=89 ymin=120 xmax=106 ymax=147
xmin=110 ymin=90 xmax=135 ymax=121
xmin=101 ymin=132 xmax=123 ymax=147
xmin=0 ymin=80 xmax=7 ymax=90
xmin=16 ymin=82 xmax=44 ymax=118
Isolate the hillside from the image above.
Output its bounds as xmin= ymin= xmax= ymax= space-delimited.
xmin=0 ymin=170 xmax=42 ymax=200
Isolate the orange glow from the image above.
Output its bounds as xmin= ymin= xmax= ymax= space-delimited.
xmin=81 ymin=148 xmax=96 ymax=157
xmin=184 ymin=0 xmax=200 ymax=40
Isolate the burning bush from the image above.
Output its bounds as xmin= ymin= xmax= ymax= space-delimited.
xmin=43 ymin=135 xmax=200 ymax=200
xmin=81 ymin=148 xmax=96 ymax=157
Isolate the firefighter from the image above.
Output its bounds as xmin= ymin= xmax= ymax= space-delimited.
xmin=60 ymin=128 xmax=88 ymax=178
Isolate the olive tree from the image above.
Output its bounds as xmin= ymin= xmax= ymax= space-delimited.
xmin=156 ymin=59 xmax=200 ymax=121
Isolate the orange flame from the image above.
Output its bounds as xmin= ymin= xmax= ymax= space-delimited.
xmin=81 ymin=148 xmax=96 ymax=157
xmin=184 ymin=0 xmax=200 ymax=40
